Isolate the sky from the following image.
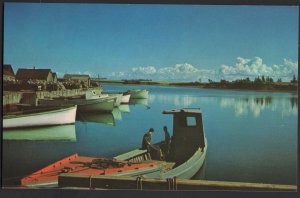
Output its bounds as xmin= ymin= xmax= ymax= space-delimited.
xmin=4 ymin=3 xmax=299 ymax=82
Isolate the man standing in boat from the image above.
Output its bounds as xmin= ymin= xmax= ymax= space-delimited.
xmin=141 ymin=128 xmax=163 ymax=160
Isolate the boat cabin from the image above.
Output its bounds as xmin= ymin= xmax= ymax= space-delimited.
xmin=163 ymin=108 xmax=205 ymax=164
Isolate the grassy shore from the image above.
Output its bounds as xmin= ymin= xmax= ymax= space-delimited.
xmin=93 ymin=79 xmax=297 ymax=92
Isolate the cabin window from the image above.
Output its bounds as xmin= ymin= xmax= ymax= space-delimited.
xmin=186 ymin=116 xmax=197 ymax=127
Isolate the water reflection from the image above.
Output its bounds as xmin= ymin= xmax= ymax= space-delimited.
xmin=220 ymin=96 xmax=298 ymax=117
xmin=129 ymin=98 xmax=149 ymax=107
xmin=3 ymin=124 xmax=76 ymax=142
xmin=118 ymin=104 xmax=130 ymax=113
xmin=76 ymin=112 xmax=116 ymax=126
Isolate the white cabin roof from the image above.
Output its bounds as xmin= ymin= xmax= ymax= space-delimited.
xmin=162 ymin=108 xmax=202 ymax=114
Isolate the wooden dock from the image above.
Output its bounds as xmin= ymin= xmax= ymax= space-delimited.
xmin=58 ymin=174 xmax=296 ymax=191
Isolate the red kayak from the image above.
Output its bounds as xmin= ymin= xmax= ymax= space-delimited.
xmin=21 ymin=153 xmax=158 ymax=187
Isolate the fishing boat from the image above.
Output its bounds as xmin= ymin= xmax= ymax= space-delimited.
xmin=125 ymin=89 xmax=149 ymax=99
xmin=21 ymin=108 xmax=207 ymax=188
xmin=3 ymin=124 xmax=76 ymax=142
xmin=20 ymin=154 xmax=169 ymax=187
xmin=3 ymin=105 xmax=77 ymax=129
xmin=38 ymin=90 xmax=116 ymax=113
xmin=113 ymin=108 xmax=207 ymax=179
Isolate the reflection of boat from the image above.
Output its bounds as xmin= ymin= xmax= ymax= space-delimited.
xmin=118 ymin=104 xmax=130 ymax=113
xmin=38 ymin=90 xmax=116 ymax=113
xmin=112 ymin=108 xmax=122 ymax=121
xmin=76 ymin=112 xmax=115 ymax=126
xmin=3 ymin=105 xmax=77 ymax=129
xmin=125 ymin=89 xmax=149 ymax=99
xmin=114 ymin=108 xmax=207 ymax=179
xmin=3 ymin=124 xmax=76 ymax=142
xmin=129 ymin=98 xmax=149 ymax=106
xmin=20 ymin=154 xmax=164 ymax=187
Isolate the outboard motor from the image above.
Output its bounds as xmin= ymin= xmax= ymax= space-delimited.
xmin=163 ymin=108 xmax=205 ymax=164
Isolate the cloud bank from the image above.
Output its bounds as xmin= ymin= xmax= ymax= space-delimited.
xmin=107 ymin=57 xmax=298 ymax=82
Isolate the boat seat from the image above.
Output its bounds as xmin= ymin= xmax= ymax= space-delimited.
xmin=114 ymin=149 xmax=148 ymax=161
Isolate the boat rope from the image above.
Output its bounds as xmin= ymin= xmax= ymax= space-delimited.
xmin=136 ymin=176 xmax=143 ymax=190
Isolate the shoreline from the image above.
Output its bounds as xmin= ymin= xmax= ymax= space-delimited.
xmin=96 ymin=80 xmax=298 ymax=93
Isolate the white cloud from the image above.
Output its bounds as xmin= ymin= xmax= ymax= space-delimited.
xmin=219 ymin=57 xmax=298 ymax=81
xmin=106 ymin=57 xmax=298 ymax=82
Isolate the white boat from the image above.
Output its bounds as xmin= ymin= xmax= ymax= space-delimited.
xmin=125 ymin=89 xmax=149 ymax=99
xmin=38 ymin=90 xmax=116 ymax=112
xmin=113 ymin=108 xmax=207 ymax=179
xmin=3 ymin=124 xmax=76 ymax=142
xmin=121 ymin=94 xmax=131 ymax=104
xmin=102 ymin=93 xmax=122 ymax=107
xmin=3 ymin=105 xmax=77 ymax=129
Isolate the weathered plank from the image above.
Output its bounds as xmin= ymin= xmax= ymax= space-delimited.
xmin=58 ymin=174 xmax=297 ymax=191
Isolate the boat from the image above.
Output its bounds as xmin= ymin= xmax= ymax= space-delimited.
xmin=102 ymin=93 xmax=122 ymax=107
xmin=125 ymin=89 xmax=149 ymax=99
xmin=3 ymin=124 xmax=76 ymax=142
xmin=76 ymin=111 xmax=116 ymax=126
xmin=20 ymin=154 xmax=168 ymax=187
xmin=113 ymin=108 xmax=207 ymax=179
xmin=103 ymin=92 xmax=131 ymax=104
xmin=121 ymin=94 xmax=131 ymax=104
xmin=21 ymin=108 xmax=207 ymax=187
xmin=3 ymin=105 xmax=77 ymax=129
xmin=38 ymin=90 xmax=116 ymax=113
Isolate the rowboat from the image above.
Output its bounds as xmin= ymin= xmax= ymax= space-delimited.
xmin=125 ymin=89 xmax=149 ymax=99
xmin=3 ymin=124 xmax=76 ymax=142
xmin=113 ymin=108 xmax=207 ymax=179
xmin=121 ymin=94 xmax=131 ymax=103
xmin=38 ymin=90 xmax=116 ymax=113
xmin=21 ymin=108 xmax=207 ymax=188
xmin=3 ymin=105 xmax=77 ymax=129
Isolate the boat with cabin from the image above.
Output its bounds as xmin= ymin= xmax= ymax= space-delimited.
xmin=20 ymin=108 xmax=206 ymax=187
xmin=3 ymin=105 xmax=77 ymax=129
xmin=38 ymin=90 xmax=116 ymax=113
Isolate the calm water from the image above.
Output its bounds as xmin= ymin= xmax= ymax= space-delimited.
xmin=2 ymin=84 xmax=298 ymax=186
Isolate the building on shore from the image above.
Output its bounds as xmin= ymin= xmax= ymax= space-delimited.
xmin=15 ymin=68 xmax=54 ymax=83
xmin=3 ymin=64 xmax=15 ymax=81
xmin=63 ymin=74 xmax=91 ymax=87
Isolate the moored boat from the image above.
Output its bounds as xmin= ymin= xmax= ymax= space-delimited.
xmin=125 ymin=89 xmax=149 ymax=99
xmin=3 ymin=105 xmax=77 ymax=129
xmin=121 ymin=94 xmax=131 ymax=103
xmin=38 ymin=90 xmax=116 ymax=113
xmin=102 ymin=93 xmax=122 ymax=107
xmin=103 ymin=92 xmax=131 ymax=104
xmin=113 ymin=108 xmax=207 ymax=179
xmin=20 ymin=153 xmax=167 ymax=187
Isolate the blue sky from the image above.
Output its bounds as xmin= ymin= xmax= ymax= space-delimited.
xmin=4 ymin=3 xmax=298 ymax=81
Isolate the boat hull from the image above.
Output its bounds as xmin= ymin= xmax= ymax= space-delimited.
xmin=3 ymin=106 xmax=77 ymax=129
xmin=121 ymin=94 xmax=131 ymax=103
xmin=127 ymin=89 xmax=149 ymax=99
xmin=38 ymin=97 xmax=115 ymax=112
